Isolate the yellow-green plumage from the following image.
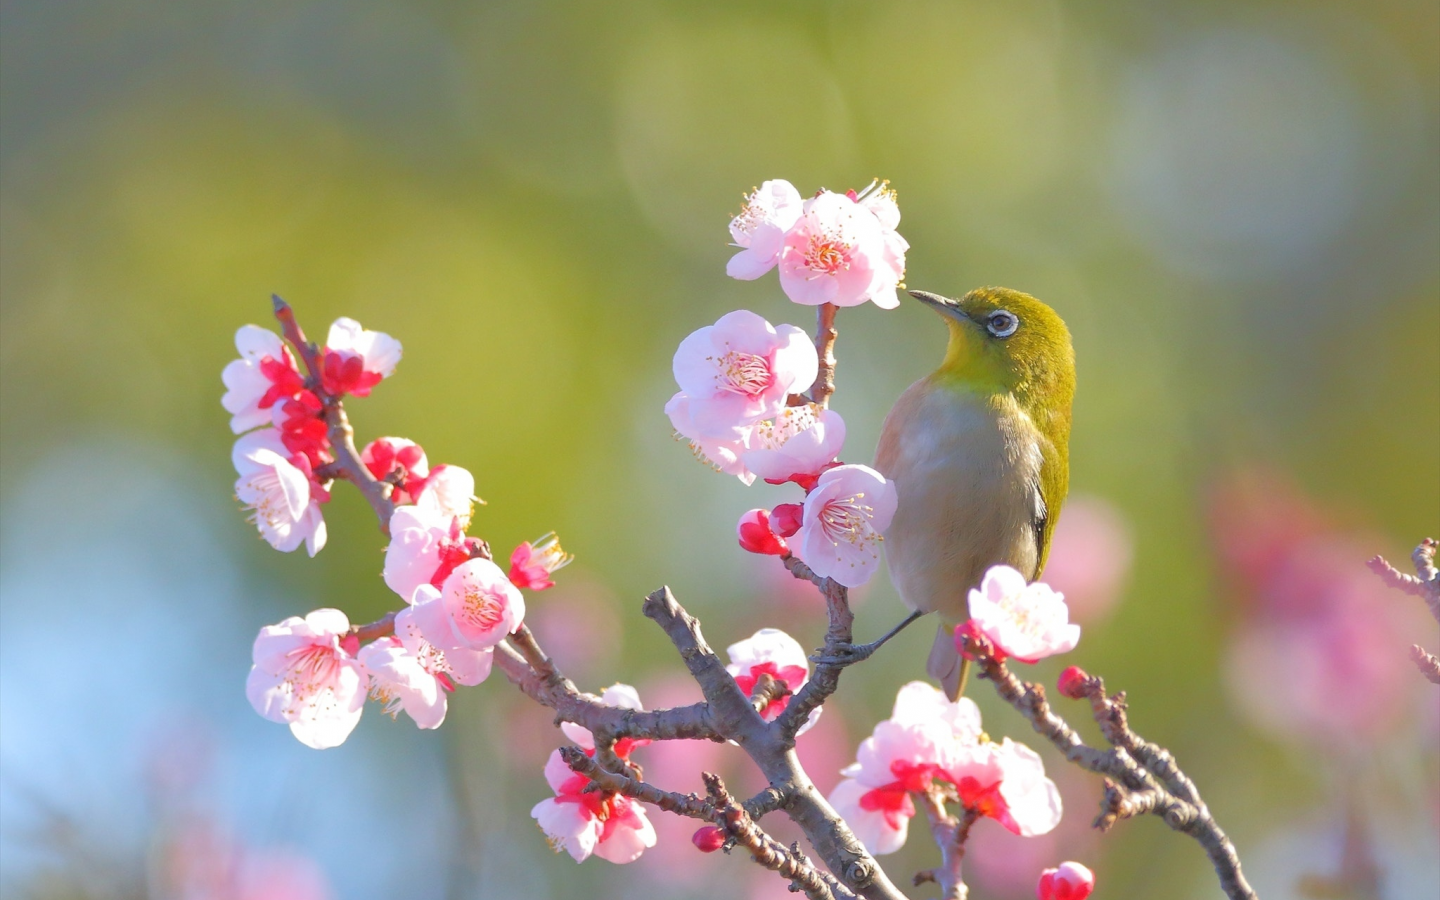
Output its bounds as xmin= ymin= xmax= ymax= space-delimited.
xmin=875 ymin=287 xmax=1075 ymax=699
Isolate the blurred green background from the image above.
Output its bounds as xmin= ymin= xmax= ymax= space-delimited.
xmin=1 ymin=1 xmax=1436 ymax=898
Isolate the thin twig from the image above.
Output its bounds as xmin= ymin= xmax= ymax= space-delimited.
xmin=559 ymin=746 xmax=713 ymax=820
xmin=960 ymin=633 xmax=1256 ymax=900
xmin=1370 ymin=538 xmax=1440 ymax=683
xmin=705 ymin=773 xmax=855 ymax=900
xmin=808 ymin=303 xmax=839 ymax=409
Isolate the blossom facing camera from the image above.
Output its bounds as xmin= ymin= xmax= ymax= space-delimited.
xmin=531 ymin=749 xmax=657 ymax=863
xmin=232 ymin=429 xmax=328 ymax=557
xmin=404 ymin=557 xmax=525 ymax=652
xmin=778 ymin=190 xmax=892 ymax=308
xmin=726 ymin=179 xmax=804 ymax=280
xmin=221 ymin=325 xmax=306 ymax=434
xmin=796 ymin=464 xmax=897 ymax=587
xmin=1038 ymin=861 xmax=1095 ymax=900
xmin=737 ymin=509 xmax=788 ymax=556
xmin=509 ymin=532 xmax=574 ymax=590
xmin=669 ymin=310 xmax=818 ymax=440
xmin=966 ymin=565 xmax=1080 ymax=663
xmin=320 ymin=317 xmax=402 ymax=398
xmin=246 ymin=609 xmax=365 ymax=749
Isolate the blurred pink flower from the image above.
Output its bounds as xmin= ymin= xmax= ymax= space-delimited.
xmin=1038 ymin=861 xmax=1095 ymax=900
xmin=525 ymin=574 xmax=622 ymax=682
xmin=1041 ymin=494 xmax=1133 ymax=624
xmin=727 ymin=179 xmax=804 ymax=280
xmin=965 ymin=565 xmax=1080 ymax=663
xmin=797 ymin=464 xmax=897 ymax=587
xmin=1209 ymin=468 xmax=1426 ymax=745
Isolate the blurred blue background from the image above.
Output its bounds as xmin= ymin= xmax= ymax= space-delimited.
xmin=1 ymin=1 xmax=1436 ymax=898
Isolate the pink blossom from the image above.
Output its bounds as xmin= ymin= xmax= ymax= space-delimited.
xmin=560 ymin=683 xmax=649 ymax=757
xmin=221 ymin=325 xmax=305 ymax=434
xmin=404 ymin=557 xmax=525 ymax=652
xmin=888 ymin=681 xmax=983 ymax=742
xmin=319 ymin=317 xmax=402 ymax=398
xmin=382 ymin=503 xmax=482 ymax=604
xmin=413 ymin=463 xmax=478 ymax=528
xmin=1037 ymin=861 xmax=1095 ymax=900
xmin=668 ymin=310 xmax=818 ymax=441
xmin=796 ymin=464 xmax=897 ymax=588
xmin=361 ymin=437 xmax=429 ymax=505
xmin=726 ymin=179 xmax=804 ymax=280
xmin=725 ymin=628 xmax=819 ymax=734
xmin=358 ymin=628 xmax=491 ymax=729
xmin=531 ymin=748 xmax=657 ymax=863
xmin=965 ymin=565 xmax=1080 ymax=663
xmin=509 ymin=532 xmax=574 ymax=590
xmin=664 ymin=394 xmax=758 ymax=484
xmin=741 ymin=405 xmax=846 ymax=489
xmin=855 ymin=182 xmax=908 ymax=311
xmin=246 ymin=609 xmax=365 ymax=749
xmin=777 ymin=190 xmax=892 ymax=308
xmin=951 ymin=738 xmax=1064 ymax=837
xmin=232 ymin=429 xmax=328 ymax=557
xmin=737 ymin=509 xmax=789 ymax=556
xmin=769 ymin=502 xmax=803 ymax=538
xmin=829 ymin=717 xmax=960 ymax=855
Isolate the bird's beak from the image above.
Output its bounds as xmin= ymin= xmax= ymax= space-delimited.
xmin=909 ymin=290 xmax=970 ymax=322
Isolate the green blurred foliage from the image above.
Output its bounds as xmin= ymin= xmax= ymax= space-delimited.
xmin=1 ymin=0 xmax=1435 ymax=897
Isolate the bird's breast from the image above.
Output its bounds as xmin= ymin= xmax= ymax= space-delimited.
xmin=875 ymin=380 xmax=1043 ymax=621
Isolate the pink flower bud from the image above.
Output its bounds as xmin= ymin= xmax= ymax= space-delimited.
xmin=738 ymin=509 xmax=789 ymax=556
xmin=1037 ymin=861 xmax=1094 ymax=900
xmin=1057 ymin=666 xmax=1092 ymax=700
xmin=692 ymin=825 xmax=726 ymax=853
xmin=769 ymin=503 xmax=804 ymax=538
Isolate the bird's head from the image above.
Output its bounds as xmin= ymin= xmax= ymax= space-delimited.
xmin=910 ymin=287 xmax=1075 ymax=410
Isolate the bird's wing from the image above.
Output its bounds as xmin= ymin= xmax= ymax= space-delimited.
xmin=1031 ymin=428 xmax=1069 ymax=577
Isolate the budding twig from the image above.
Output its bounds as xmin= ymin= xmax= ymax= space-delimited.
xmin=704 ymin=773 xmax=856 ymax=900
xmin=1369 ymin=538 xmax=1440 ymax=683
xmin=559 ymin=746 xmax=713 ymax=820
xmin=960 ymin=634 xmax=1256 ymax=900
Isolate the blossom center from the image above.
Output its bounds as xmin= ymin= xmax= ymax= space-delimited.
xmin=460 ymin=585 xmax=506 ymax=631
xmin=803 ymin=233 xmax=852 ymax=276
xmin=713 ymin=350 xmax=773 ymax=397
xmin=819 ymin=493 xmax=878 ymax=548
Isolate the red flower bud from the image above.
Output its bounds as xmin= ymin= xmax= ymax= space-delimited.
xmin=738 ymin=509 xmax=788 ymax=556
xmin=769 ymin=503 xmax=804 ymax=538
xmin=692 ymin=825 xmax=725 ymax=853
xmin=1057 ymin=666 xmax=1092 ymax=700
xmin=1037 ymin=861 xmax=1094 ymax=900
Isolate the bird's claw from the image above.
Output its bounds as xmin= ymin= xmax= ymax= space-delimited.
xmin=810 ymin=640 xmax=880 ymax=668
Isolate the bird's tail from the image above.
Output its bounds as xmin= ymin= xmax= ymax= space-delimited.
xmin=927 ymin=623 xmax=965 ymax=701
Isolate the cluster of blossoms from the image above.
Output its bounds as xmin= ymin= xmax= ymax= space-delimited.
xmin=829 ymin=681 xmax=1063 ymax=854
xmin=230 ymin=312 xmax=570 ymax=749
xmin=727 ymin=178 xmax=908 ymax=309
xmin=222 ymin=317 xmax=401 ymax=556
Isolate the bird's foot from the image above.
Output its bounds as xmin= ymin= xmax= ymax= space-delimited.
xmin=809 ymin=640 xmax=882 ymax=668
xmin=809 ymin=610 xmax=925 ymax=668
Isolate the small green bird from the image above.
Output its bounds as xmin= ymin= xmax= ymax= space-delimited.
xmin=875 ymin=287 xmax=1075 ymax=699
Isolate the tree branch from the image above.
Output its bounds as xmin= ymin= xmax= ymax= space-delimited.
xmin=559 ymin=746 xmax=713 ymax=821
xmin=912 ymin=788 xmax=977 ymax=900
xmin=960 ymin=633 xmax=1256 ymax=900
xmin=808 ymin=302 xmax=839 ymax=409
xmin=1370 ymin=538 xmax=1440 ymax=683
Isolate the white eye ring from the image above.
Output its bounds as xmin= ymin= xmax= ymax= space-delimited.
xmin=986 ymin=310 xmax=1019 ymax=338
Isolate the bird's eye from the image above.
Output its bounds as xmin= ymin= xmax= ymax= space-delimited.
xmin=986 ymin=310 xmax=1019 ymax=338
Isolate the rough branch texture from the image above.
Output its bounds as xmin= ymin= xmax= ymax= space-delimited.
xmin=912 ymin=787 xmax=978 ymax=900
xmin=961 ymin=633 xmax=1257 ymax=900
xmin=1368 ymin=537 xmax=1440 ymax=683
